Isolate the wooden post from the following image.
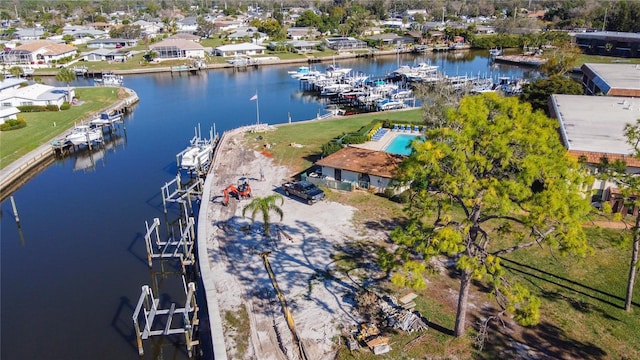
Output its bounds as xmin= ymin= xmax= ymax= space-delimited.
xmin=10 ymin=196 xmax=19 ymax=223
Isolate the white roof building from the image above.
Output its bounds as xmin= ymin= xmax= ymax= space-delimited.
xmin=0 ymin=83 xmax=74 ymax=108
xmin=214 ymin=43 xmax=265 ymax=57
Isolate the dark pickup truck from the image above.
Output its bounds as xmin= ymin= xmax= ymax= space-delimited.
xmin=282 ymin=180 xmax=325 ymax=204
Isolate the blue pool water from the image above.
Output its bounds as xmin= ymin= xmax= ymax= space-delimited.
xmin=384 ymin=134 xmax=422 ymax=156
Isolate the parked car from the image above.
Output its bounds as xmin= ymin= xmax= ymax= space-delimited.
xmin=282 ymin=180 xmax=325 ymax=204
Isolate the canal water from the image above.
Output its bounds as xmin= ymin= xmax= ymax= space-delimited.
xmin=0 ymin=51 xmax=533 ymax=360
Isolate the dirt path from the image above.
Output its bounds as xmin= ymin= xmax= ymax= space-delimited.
xmin=203 ymin=128 xmax=364 ymax=360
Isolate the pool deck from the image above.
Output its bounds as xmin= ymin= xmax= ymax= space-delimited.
xmin=352 ymin=128 xmax=421 ymax=152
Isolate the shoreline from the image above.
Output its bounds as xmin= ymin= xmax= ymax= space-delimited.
xmin=31 ymin=48 xmax=432 ymax=76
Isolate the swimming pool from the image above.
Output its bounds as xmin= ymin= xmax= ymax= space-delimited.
xmin=384 ymin=134 xmax=422 ymax=156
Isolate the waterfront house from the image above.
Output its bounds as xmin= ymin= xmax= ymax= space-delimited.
xmin=214 ymin=43 xmax=265 ymax=57
xmin=324 ymin=37 xmax=368 ymax=51
xmin=315 ymin=146 xmax=404 ymax=192
xmin=0 ymin=40 xmax=76 ymax=65
xmin=150 ymin=39 xmax=206 ymax=60
xmin=0 ymin=83 xmax=74 ymax=109
xmin=82 ymin=47 xmax=132 ymax=62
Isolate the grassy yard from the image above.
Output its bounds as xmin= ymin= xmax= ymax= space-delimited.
xmin=244 ymin=109 xmax=422 ymax=175
xmin=0 ymin=87 xmax=121 ymax=169
xmin=245 ymin=114 xmax=640 ymax=359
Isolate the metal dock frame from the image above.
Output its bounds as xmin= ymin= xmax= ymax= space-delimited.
xmin=143 ymin=216 xmax=196 ymax=273
xmin=132 ymin=280 xmax=200 ymax=357
xmin=160 ymin=174 xmax=204 ymax=214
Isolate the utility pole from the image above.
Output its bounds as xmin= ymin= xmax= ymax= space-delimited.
xmin=602 ymin=7 xmax=607 ymax=32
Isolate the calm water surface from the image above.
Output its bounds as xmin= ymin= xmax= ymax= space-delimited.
xmin=0 ymin=51 xmax=532 ymax=359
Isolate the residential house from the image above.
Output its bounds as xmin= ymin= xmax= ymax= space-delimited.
xmin=324 ymin=37 xmax=368 ymax=51
xmin=87 ymin=38 xmax=138 ymax=48
xmin=13 ymin=28 xmax=46 ymax=41
xmin=315 ymin=146 xmax=405 ymax=192
xmin=227 ymin=27 xmax=267 ymax=44
xmin=287 ymin=40 xmax=320 ymax=52
xmin=0 ymin=82 xmax=74 ymax=109
xmin=168 ymin=33 xmax=201 ymax=42
xmin=82 ymin=48 xmax=132 ymax=62
xmin=213 ymin=18 xmax=244 ymax=31
xmin=367 ymin=33 xmax=415 ymax=47
xmin=287 ymin=27 xmax=321 ymax=40
xmin=132 ymin=20 xmax=162 ymax=37
xmin=549 ymin=94 xmax=640 ymax=214
xmin=214 ymin=43 xmax=265 ymax=57
xmin=0 ymin=40 xmax=76 ymax=65
xmin=176 ymin=16 xmax=198 ymax=33
xmin=150 ymin=39 xmax=206 ymax=60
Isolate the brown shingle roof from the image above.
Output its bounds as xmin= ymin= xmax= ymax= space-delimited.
xmin=315 ymin=146 xmax=405 ymax=179
xmin=16 ymin=40 xmax=76 ymax=55
xmin=568 ymin=150 xmax=640 ymax=167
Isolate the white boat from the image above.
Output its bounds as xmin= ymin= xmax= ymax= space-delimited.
xmin=489 ymin=48 xmax=503 ymax=57
xmin=177 ymin=125 xmax=217 ymax=172
xmin=94 ymin=72 xmax=123 ymax=86
xmin=289 ymin=66 xmax=322 ymax=80
xmin=72 ymin=66 xmax=88 ymax=75
xmin=21 ymin=66 xmax=34 ymax=77
xmin=90 ymin=112 xmax=122 ymax=127
xmin=325 ymin=64 xmax=351 ymax=77
xmin=66 ymin=125 xmax=103 ymax=145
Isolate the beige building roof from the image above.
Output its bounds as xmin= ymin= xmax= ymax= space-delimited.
xmin=315 ymin=146 xmax=405 ymax=179
xmin=16 ymin=40 xmax=76 ymax=55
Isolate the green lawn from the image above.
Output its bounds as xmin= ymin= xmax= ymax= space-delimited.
xmin=0 ymin=87 xmax=120 ymax=169
xmin=244 ymin=109 xmax=422 ymax=174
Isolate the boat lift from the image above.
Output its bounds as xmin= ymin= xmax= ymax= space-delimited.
xmin=143 ymin=216 xmax=196 ymax=273
xmin=161 ymin=173 xmax=203 ymax=214
xmin=132 ymin=279 xmax=200 ymax=357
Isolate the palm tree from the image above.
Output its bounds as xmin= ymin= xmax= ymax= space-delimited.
xmin=55 ymin=68 xmax=76 ymax=103
xmin=242 ymin=195 xmax=284 ymax=237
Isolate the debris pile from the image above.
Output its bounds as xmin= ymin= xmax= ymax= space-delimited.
xmin=380 ymin=293 xmax=428 ymax=333
xmin=352 ymin=291 xmax=428 ymax=355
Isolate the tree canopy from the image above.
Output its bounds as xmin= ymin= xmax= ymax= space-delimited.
xmin=519 ymin=75 xmax=583 ymax=115
xmin=390 ymin=92 xmax=592 ymax=337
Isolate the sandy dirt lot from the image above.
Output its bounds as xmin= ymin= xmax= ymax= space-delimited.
xmin=203 ymin=128 xmax=366 ymax=360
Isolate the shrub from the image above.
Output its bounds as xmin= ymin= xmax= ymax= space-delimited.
xmin=321 ymin=141 xmax=342 ymax=156
xmin=46 ymin=104 xmax=60 ymax=111
xmin=59 ymin=102 xmax=70 ymax=110
xmin=342 ymin=135 xmax=368 ymax=144
xmin=16 ymin=105 xmax=47 ymax=112
xmin=0 ymin=117 xmax=27 ymax=131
